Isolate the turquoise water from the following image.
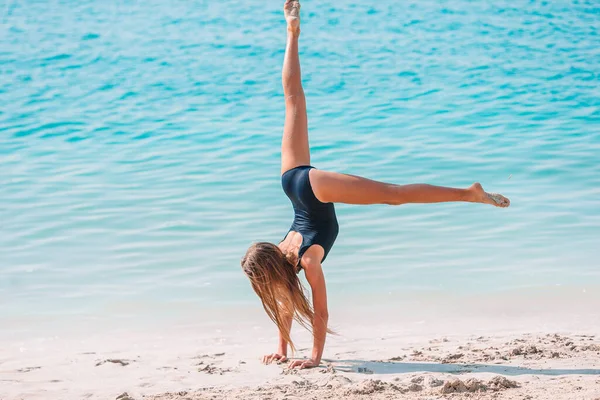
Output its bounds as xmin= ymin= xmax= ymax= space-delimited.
xmin=1 ymin=0 xmax=599 ymax=325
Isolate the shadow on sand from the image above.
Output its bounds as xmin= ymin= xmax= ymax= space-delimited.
xmin=324 ymin=359 xmax=600 ymax=377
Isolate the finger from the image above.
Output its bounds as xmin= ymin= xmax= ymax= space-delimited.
xmin=300 ymin=361 xmax=309 ymax=369
xmin=278 ymin=356 xmax=288 ymax=364
xmin=267 ymin=355 xmax=276 ymax=364
xmin=272 ymin=355 xmax=282 ymax=363
xmin=264 ymin=354 xmax=275 ymax=364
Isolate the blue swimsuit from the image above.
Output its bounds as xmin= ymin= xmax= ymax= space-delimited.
xmin=281 ymin=166 xmax=339 ymax=268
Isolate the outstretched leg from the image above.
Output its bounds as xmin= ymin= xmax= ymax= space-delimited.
xmin=280 ymin=0 xmax=310 ymax=174
xmin=310 ymin=170 xmax=510 ymax=207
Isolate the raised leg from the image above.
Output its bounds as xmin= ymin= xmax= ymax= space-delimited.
xmin=310 ymin=170 xmax=510 ymax=208
xmin=281 ymin=1 xmax=310 ymax=175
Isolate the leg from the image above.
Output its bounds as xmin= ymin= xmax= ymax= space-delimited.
xmin=310 ymin=170 xmax=510 ymax=207
xmin=280 ymin=1 xmax=310 ymax=175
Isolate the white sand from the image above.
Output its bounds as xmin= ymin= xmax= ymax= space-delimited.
xmin=2 ymin=287 xmax=599 ymax=399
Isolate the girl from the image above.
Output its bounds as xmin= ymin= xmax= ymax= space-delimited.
xmin=241 ymin=0 xmax=510 ymax=370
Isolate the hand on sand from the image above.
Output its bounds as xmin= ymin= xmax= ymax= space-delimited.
xmin=288 ymin=358 xmax=319 ymax=369
xmin=262 ymin=353 xmax=287 ymax=364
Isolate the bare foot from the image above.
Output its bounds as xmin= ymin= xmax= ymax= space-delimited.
xmin=284 ymin=0 xmax=300 ymax=33
xmin=469 ymin=183 xmax=510 ymax=208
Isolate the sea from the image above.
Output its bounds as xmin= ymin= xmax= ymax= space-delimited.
xmin=1 ymin=0 xmax=599 ymax=339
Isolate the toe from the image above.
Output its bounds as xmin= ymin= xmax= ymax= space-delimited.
xmin=488 ymin=193 xmax=510 ymax=208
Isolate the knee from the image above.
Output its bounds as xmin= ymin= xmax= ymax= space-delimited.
xmin=384 ymin=186 xmax=405 ymax=206
xmin=284 ymin=92 xmax=304 ymax=104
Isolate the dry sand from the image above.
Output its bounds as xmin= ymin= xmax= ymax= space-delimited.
xmin=2 ymin=332 xmax=599 ymax=400
xmin=143 ymin=333 xmax=600 ymax=400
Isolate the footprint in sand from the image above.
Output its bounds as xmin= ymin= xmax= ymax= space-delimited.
xmin=95 ymin=359 xmax=132 ymax=367
xmin=16 ymin=366 xmax=41 ymax=373
xmin=197 ymin=362 xmax=232 ymax=375
xmin=193 ymin=352 xmax=225 ymax=360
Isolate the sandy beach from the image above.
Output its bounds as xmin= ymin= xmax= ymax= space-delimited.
xmin=2 ymin=331 xmax=599 ymax=400
xmin=2 ymin=288 xmax=599 ymax=400
xmin=146 ymin=332 xmax=600 ymax=400
xmin=3 ymin=0 xmax=600 ymax=399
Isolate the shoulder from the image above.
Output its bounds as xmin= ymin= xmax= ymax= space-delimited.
xmin=300 ymin=245 xmax=325 ymax=271
xmin=301 ymin=255 xmax=321 ymax=271
xmin=300 ymin=247 xmax=326 ymax=288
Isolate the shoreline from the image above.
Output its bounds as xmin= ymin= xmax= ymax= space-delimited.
xmin=3 ymin=283 xmax=598 ymax=340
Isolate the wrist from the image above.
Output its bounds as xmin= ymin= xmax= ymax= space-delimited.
xmin=311 ymin=352 xmax=321 ymax=364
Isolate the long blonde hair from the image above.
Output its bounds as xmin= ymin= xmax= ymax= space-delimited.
xmin=241 ymin=242 xmax=331 ymax=352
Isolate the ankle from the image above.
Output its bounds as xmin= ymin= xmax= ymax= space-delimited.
xmin=463 ymin=187 xmax=476 ymax=202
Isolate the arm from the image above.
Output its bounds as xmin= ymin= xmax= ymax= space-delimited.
xmin=277 ymin=311 xmax=294 ymax=356
xmin=263 ymin=311 xmax=293 ymax=364
xmin=288 ymin=261 xmax=329 ymax=368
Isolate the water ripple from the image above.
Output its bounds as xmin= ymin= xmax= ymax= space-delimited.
xmin=1 ymin=0 xmax=599 ymax=321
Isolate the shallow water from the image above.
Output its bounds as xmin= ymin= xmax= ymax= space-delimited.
xmin=1 ymin=0 xmax=599 ymax=327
